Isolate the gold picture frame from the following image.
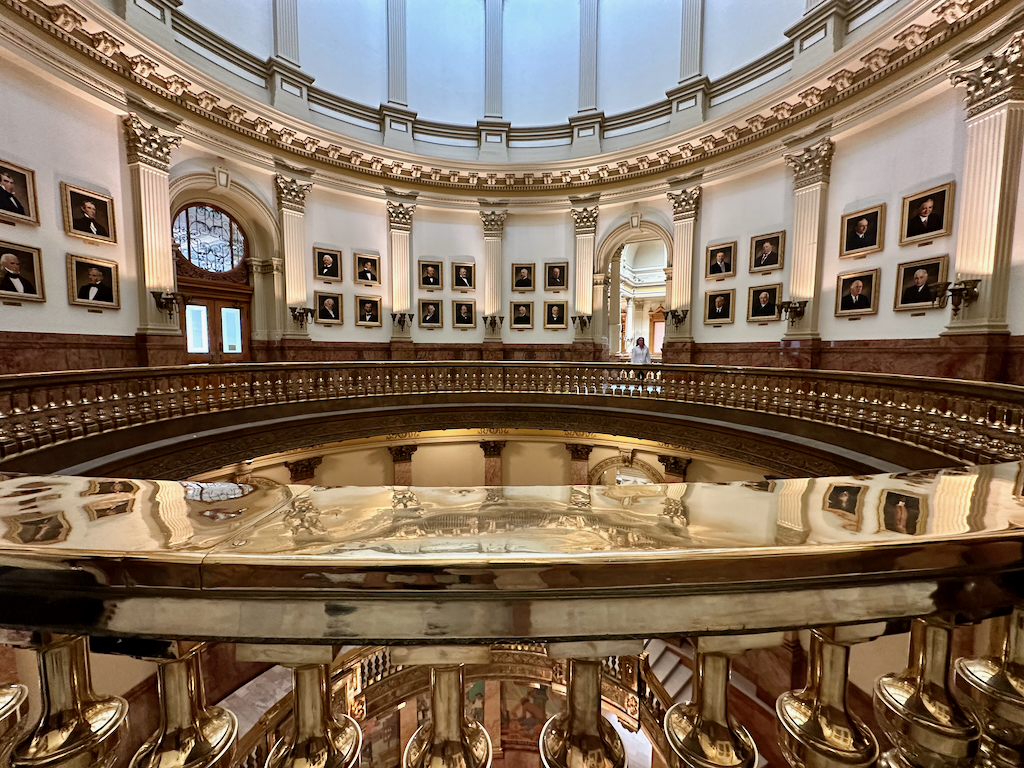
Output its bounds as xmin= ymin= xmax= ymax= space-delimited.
xmin=0 ymin=240 xmax=45 ymax=303
xmin=61 ymin=182 xmax=116 ymax=244
xmin=67 ymin=253 xmax=120 ymax=309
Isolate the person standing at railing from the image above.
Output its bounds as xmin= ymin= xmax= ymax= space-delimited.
xmin=631 ymin=337 xmax=651 ymax=382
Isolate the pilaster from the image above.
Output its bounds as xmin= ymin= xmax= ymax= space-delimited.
xmin=608 ymin=246 xmax=623 ymax=355
xmin=123 ymin=113 xmax=182 ymax=346
xmin=783 ymin=138 xmax=834 ymax=344
xmin=577 ymin=0 xmax=598 ymax=113
xmin=946 ymin=33 xmax=1024 ymax=337
xmin=565 ymin=443 xmax=594 ymax=485
xmin=388 ymin=444 xmax=418 ymax=485
xmin=387 ymin=0 xmax=408 ymax=107
xmin=272 ymin=0 xmax=300 ymax=65
xmin=669 ymin=0 xmax=707 ymax=129
xmin=275 ymin=175 xmax=312 ymax=340
xmin=571 ymin=206 xmax=598 ymax=318
xmin=479 ymin=210 xmax=507 ymax=327
xmin=484 ymin=0 xmax=503 ymax=119
xmin=665 ymin=187 xmax=700 ymax=343
xmin=480 ymin=440 xmax=506 ymax=486
xmin=388 ymin=200 xmax=417 ymax=342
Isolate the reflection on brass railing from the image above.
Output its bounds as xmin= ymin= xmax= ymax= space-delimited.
xmin=1 ymin=362 xmax=1023 ymax=465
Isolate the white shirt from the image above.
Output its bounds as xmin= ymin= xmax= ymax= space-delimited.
xmin=4 ymin=273 xmax=25 ymax=293
xmin=630 ymin=345 xmax=651 ymax=365
xmin=87 ymin=285 xmax=100 ymax=300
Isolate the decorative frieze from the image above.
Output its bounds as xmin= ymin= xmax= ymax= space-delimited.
xmin=571 ymin=206 xmax=599 ymax=235
xmin=861 ymin=48 xmax=892 ymax=73
xmin=799 ymin=87 xmax=823 ymax=108
xmin=128 ymin=54 xmax=159 ymax=78
xmin=274 ymin=174 xmax=312 ymax=213
xmin=164 ymin=75 xmax=191 ymax=97
xmin=772 ymin=102 xmax=795 ymax=120
xmin=828 ymin=69 xmax=856 ymax=92
xmin=951 ymin=31 xmax=1024 ymax=117
xmin=387 ymin=201 xmax=416 ymax=231
xmin=49 ymin=4 xmax=85 ymax=33
xmin=122 ymin=113 xmax=182 ymax=172
xmin=90 ymin=31 xmax=122 ymax=58
xmin=933 ymin=0 xmax=972 ymax=24
xmin=479 ymin=210 xmax=507 ymax=237
xmin=894 ymin=24 xmax=928 ymax=51
xmin=746 ymin=115 xmax=766 ymax=132
xmin=667 ymin=187 xmax=701 ymax=220
xmin=253 ymin=118 xmax=272 ymax=135
xmin=784 ymin=138 xmax=836 ymax=189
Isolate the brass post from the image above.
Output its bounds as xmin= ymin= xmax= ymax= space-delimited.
xmin=874 ymin=617 xmax=980 ymax=767
xmin=540 ymin=658 xmax=625 ymax=768
xmin=664 ymin=652 xmax=757 ymax=768
xmin=776 ymin=629 xmax=878 ymax=767
xmin=131 ymin=643 xmax=238 ymax=768
xmin=10 ymin=635 xmax=129 ymax=768
xmin=266 ymin=664 xmax=361 ymax=768
xmin=404 ymin=664 xmax=491 ymax=768
xmin=953 ymin=606 xmax=1024 ymax=767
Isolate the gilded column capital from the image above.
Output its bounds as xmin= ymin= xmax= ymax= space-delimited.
xmin=388 ymin=444 xmax=418 ymax=463
xmin=274 ymin=174 xmax=312 ymax=213
xmin=784 ymin=137 xmax=835 ymax=190
xmin=951 ymin=31 xmax=1024 ymax=117
xmin=667 ymin=186 xmax=701 ymax=221
xmin=479 ymin=210 xmax=507 ymax=237
xmin=122 ymin=113 xmax=182 ymax=172
xmin=565 ymin=443 xmax=594 ymax=461
xmin=387 ymin=200 xmax=417 ymax=232
xmin=284 ymin=456 xmax=323 ymax=483
xmin=657 ymin=455 xmax=691 ymax=478
xmin=570 ymin=206 xmax=599 ymax=236
xmin=479 ymin=440 xmax=507 ymax=458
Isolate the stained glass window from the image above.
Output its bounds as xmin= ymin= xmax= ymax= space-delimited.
xmin=172 ymin=205 xmax=247 ymax=272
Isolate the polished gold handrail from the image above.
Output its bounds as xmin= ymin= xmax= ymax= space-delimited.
xmin=1 ymin=362 xmax=1022 ymax=466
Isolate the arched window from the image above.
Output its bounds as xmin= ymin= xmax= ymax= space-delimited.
xmin=172 ymin=204 xmax=247 ymax=272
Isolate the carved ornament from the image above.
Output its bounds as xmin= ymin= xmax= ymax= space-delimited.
xmin=284 ymin=456 xmax=323 ymax=483
xmin=784 ymin=137 xmax=835 ymax=189
xmin=657 ymin=455 xmax=691 ymax=478
xmin=571 ymin=206 xmax=599 ymax=235
xmin=122 ymin=113 xmax=182 ymax=171
xmin=388 ymin=444 xmax=418 ymax=463
xmin=951 ymin=31 xmax=1024 ymax=117
xmin=274 ymin=174 xmax=312 ymax=213
xmin=479 ymin=210 xmax=507 ymax=237
xmin=667 ymin=187 xmax=701 ymax=220
xmin=479 ymin=441 xmax=507 ymax=458
xmin=565 ymin=443 xmax=594 ymax=461
xmin=387 ymin=201 xmax=416 ymax=231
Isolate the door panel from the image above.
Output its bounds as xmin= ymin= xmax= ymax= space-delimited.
xmin=181 ymin=297 xmax=250 ymax=363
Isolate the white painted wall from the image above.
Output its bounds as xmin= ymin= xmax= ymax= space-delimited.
xmin=300 ymin=0 xmax=388 ymax=108
xmin=503 ymin=0 xmax=579 ymax=125
xmin=501 ymin=214 xmax=575 ymax=343
xmin=1 ymin=59 xmax=138 ymax=339
xmin=180 ymin=0 xmax=273 ymax=59
xmin=407 ymin=0 xmax=486 ymax=125
xmin=703 ymin=0 xmax=805 ymax=79
xmin=598 ymin=0 xmax=681 ymax=116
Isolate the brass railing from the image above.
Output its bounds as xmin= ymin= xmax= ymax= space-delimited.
xmin=2 ymin=362 xmax=1024 ymax=466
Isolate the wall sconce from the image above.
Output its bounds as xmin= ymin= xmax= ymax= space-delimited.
xmin=485 ymin=315 xmax=504 ymax=331
xmin=390 ymin=312 xmax=414 ymax=330
xmin=289 ymin=306 xmax=314 ymax=328
xmin=948 ymin=279 xmax=981 ymax=317
xmin=151 ymin=290 xmax=188 ymax=320
xmin=667 ymin=309 xmax=688 ymax=329
xmin=779 ymin=300 xmax=807 ymax=327
xmin=571 ymin=315 xmax=591 ymax=329
xmin=931 ymin=281 xmax=952 ymax=309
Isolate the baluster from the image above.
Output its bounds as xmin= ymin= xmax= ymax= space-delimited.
xmin=130 ymin=643 xmax=236 ymax=768
xmin=10 ymin=635 xmax=129 ymax=768
xmin=664 ymin=636 xmax=760 ymax=768
xmin=874 ymin=617 xmax=980 ymax=767
xmin=953 ymin=606 xmax=1024 ymax=767
xmin=541 ymin=647 xmax=625 ymax=768
xmin=777 ymin=626 xmax=879 ymax=767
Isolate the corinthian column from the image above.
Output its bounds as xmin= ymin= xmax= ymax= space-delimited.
xmin=479 ymin=210 xmax=507 ymax=328
xmin=666 ymin=187 xmax=701 ymax=344
xmin=571 ymin=206 xmax=598 ymax=317
xmin=275 ymin=174 xmax=313 ymax=337
xmin=123 ymin=113 xmax=182 ymax=350
xmin=947 ymin=33 xmax=1024 ymax=348
xmin=388 ymin=201 xmax=416 ymax=344
xmin=782 ymin=138 xmax=834 ymax=367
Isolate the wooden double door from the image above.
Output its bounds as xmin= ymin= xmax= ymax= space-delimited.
xmin=178 ymin=281 xmax=252 ymax=364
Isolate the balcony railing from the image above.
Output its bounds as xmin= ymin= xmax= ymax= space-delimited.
xmin=2 ymin=362 xmax=1024 ymax=469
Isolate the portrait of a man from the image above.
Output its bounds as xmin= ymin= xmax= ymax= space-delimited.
xmin=747 ymin=284 xmax=780 ymax=321
xmin=824 ymin=484 xmax=865 ymax=531
xmin=69 ymin=255 xmax=119 ymax=309
xmin=512 ymin=264 xmax=535 ymax=291
xmin=545 ymin=263 xmax=568 ymax=291
xmin=704 ymin=290 xmax=735 ymax=325
xmin=706 ymin=242 xmax=736 ymax=278
xmin=62 ymin=183 xmax=116 ymax=244
xmin=0 ymin=242 xmax=43 ymax=302
xmin=419 ymin=261 xmax=442 ymax=289
xmin=315 ymin=292 xmax=342 ymax=324
xmin=354 ymin=253 xmax=381 ymax=285
xmin=544 ymin=301 xmax=568 ymax=329
xmin=0 ymin=160 xmax=38 ymax=224
xmin=453 ymin=263 xmax=475 ymax=290
xmin=836 ymin=269 xmax=879 ymax=316
xmin=511 ymin=302 xmax=533 ymax=328
xmin=453 ymin=301 xmax=476 ymax=327
xmin=880 ymin=491 xmax=926 ymax=535
xmin=901 ymin=182 xmax=954 ymax=244
xmin=315 ymin=249 xmax=342 ymax=282
xmin=840 ymin=205 xmax=884 ymax=258
xmin=356 ymin=296 xmax=382 ymax=326
xmin=419 ymin=299 xmax=442 ymax=327
xmin=895 ymin=256 xmax=947 ymax=311
xmin=750 ymin=232 xmax=785 ymax=273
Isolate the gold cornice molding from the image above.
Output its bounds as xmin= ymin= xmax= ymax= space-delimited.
xmin=0 ymin=0 xmax=1012 ymax=197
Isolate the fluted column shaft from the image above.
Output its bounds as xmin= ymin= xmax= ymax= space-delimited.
xmin=275 ymin=176 xmax=313 ymax=326
xmin=387 ymin=0 xmax=407 ymax=105
xmin=388 ymin=202 xmax=416 ymax=316
xmin=679 ymin=0 xmax=704 ymax=81
xmin=578 ymin=0 xmax=598 ymax=112
xmin=484 ymin=0 xmax=503 ymax=118
xmin=572 ymin=207 xmax=598 ymax=316
xmin=272 ymin=0 xmax=299 ymax=64
xmin=946 ymin=102 xmax=1024 ymax=334
xmin=480 ymin=212 xmax=506 ymax=318
xmin=667 ymin=188 xmax=700 ymax=341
